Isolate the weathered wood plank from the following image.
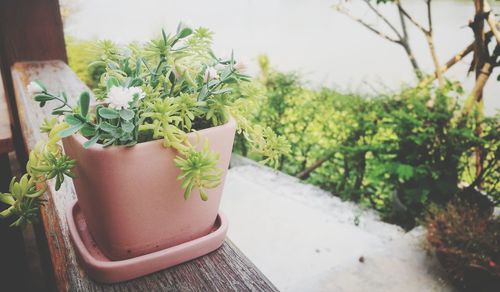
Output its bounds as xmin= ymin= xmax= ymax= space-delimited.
xmin=0 ymin=85 xmax=13 ymax=154
xmin=11 ymin=60 xmax=277 ymax=292
xmin=0 ymin=0 xmax=67 ymax=164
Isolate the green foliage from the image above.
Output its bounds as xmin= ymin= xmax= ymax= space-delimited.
xmin=66 ymin=37 xmax=105 ymax=88
xmin=175 ymin=142 xmax=222 ymax=201
xmin=234 ymin=56 xmax=499 ymax=228
xmin=369 ymin=83 xmax=497 ymax=226
xmin=2 ymin=26 xmax=288 ymax=227
xmin=0 ymin=175 xmax=46 ymax=227
xmin=29 ymin=152 xmax=76 ymax=190
xmin=65 ymin=26 xmax=285 ymax=197
xmin=1 ymin=120 xmax=75 ymax=226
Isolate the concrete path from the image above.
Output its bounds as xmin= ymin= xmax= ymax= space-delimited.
xmin=221 ymin=156 xmax=454 ymax=292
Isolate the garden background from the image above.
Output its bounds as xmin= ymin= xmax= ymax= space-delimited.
xmin=61 ymin=0 xmax=499 ymax=290
xmin=64 ymin=0 xmax=499 ymax=227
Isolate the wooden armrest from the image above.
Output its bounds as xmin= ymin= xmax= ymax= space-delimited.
xmin=0 ymin=82 xmax=13 ymax=154
xmin=11 ymin=60 xmax=277 ymax=291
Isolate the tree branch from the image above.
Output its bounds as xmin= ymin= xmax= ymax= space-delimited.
xmin=396 ymin=0 xmax=444 ymax=82
xmin=468 ymin=61 xmax=493 ymax=104
xmin=466 ymin=147 xmax=497 ymax=191
xmin=296 ymin=153 xmax=335 ymax=180
xmin=363 ymin=0 xmax=403 ymax=39
xmin=424 ymin=0 xmax=444 ymax=86
xmin=397 ymin=1 xmax=428 ymax=34
xmin=426 ymin=0 xmax=433 ymax=33
xmin=419 ymin=31 xmax=493 ymax=87
xmin=397 ymin=0 xmax=442 ymax=85
xmin=335 ymin=5 xmax=400 ymax=44
xmin=419 ymin=42 xmax=474 ymax=86
xmin=396 ymin=4 xmax=423 ymax=79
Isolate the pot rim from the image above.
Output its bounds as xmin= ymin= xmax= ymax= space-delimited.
xmin=67 ymin=116 xmax=236 ymax=152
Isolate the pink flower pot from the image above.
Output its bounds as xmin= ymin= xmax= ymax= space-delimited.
xmin=62 ymin=118 xmax=236 ymax=260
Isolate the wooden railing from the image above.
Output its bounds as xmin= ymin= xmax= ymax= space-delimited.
xmin=10 ymin=60 xmax=277 ymax=291
xmin=0 ymin=83 xmax=14 ymax=183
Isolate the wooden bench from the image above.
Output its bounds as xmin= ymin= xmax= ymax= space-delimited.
xmin=0 ymin=84 xmax=14 ymax=154
xmin=11 ymin=60 xmax=277 ymax=291
xmin=0 ymin=83 xmax=14 ymax=185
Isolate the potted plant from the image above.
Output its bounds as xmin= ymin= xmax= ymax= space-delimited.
xmin=0 ymin=25 xmax=289 ymax=262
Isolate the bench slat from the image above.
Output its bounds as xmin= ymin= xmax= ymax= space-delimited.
xmin=0 ymin=82 xmax=13 ymax=154
xmin=11 ymin=60 xmax=277 ymax=292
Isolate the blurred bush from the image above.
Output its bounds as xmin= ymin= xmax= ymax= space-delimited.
xmin=66 ymin=37 xmax=105 ymax=88
xmin=425 ymin=201 xmax=499 ymax=291
xmin=234 ymin=55 xmax=499 ymax=228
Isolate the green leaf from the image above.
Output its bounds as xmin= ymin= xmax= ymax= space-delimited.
xmin=32 ymin=80 xmax=47 ymax=92
xmin=199 ymin=189 xmax=208 ymax=201
xmin=62 ymin=92 xmax=68 ymax=103
xmin=83 ymin=134 xmax=100 ymax=149
xmin=64 ymin=114 xmax=82 ymax=126
xmin=98 ymin=107 xmax=120 ymax=119
xmin=106 ymin=77 xmax=120 ymax=90
xmin=102 ymin=138 xmax=116 ymax=147
xmin=52 ymin=109 xmax=68 ymax=115
xmin=59 ymin=123 xmax=84 ymax=138
xmin=220 ymin=66 xmax=233 ymax=80
xmin=396 ymin=164 xmax=414 ymax=181
xmin=0 ymin=206 xmax=14 ymax=218
xmin=80 ymin=124 xmax=97 ymax=136
xmin=162 ymin=29 xmax=168 ymax=45
xmin=134 ymin=58 xmax=142 ymax=77
xmin=177 ymin=27 xmax=193 ymax=39
xmin=99 ymin=122 xmax=118 ymax=134
xmin=0 ymin=193 xmax=15 ymax=205
xmin=121 ymin=122 xmax=134 ymax=133
xmin=33 ymin=94 xmax=54 ymax=102
xmin=120 ymin=109 xmax=135 ymax=121
xmin=183 ymin=183 xmax=193 ymax=200
xmin=79 ymin=92 xmax=90 ymax=117
xmin=212 ymin=88 xmax=232 ymax=95
xmin=129 ymin=78 xmax=143 ymax=87
xmin=197 ymin=85 xmax=208 ymax=101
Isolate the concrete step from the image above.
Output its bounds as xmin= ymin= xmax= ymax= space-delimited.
xmin=221 ymin=156 xmax=455 ymax=292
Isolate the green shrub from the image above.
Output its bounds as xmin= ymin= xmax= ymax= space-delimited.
xmin=373 ymin=83 xmax=498 ymax=227
xmin=234 ymin=56 xmax=499 ymax=228
xmin=66 ymin=37 xmax=105 ymax=88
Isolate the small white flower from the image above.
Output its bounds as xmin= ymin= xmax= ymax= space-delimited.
xmin=234 ymin=58 xmax=248 ymax=73
xmin=27 ymin=81 xmax=44 ymax=95
xmin=203 ymin=67 xmax=219 ymax=82
xmin=107 ymin=86 xmax=145 ymax=109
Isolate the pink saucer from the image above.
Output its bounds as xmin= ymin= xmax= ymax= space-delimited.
xmin=66 ymin=200 xmax=228 ymax=283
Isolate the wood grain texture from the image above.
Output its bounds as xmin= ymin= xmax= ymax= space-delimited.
xmin=0 ymin=0 xmax=67 ymax=164
xmin=11 ymin=61 xmax=277 ymax=292
xmin=0 ymin=87 xmax=14 ymax=154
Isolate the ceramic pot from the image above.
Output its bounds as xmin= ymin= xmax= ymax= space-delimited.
xmin=62 ymin=118 xmax=236 ymax=260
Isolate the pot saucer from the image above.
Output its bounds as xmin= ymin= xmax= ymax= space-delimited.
xmin=66 ymin=200 xmax=228 ymax=283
